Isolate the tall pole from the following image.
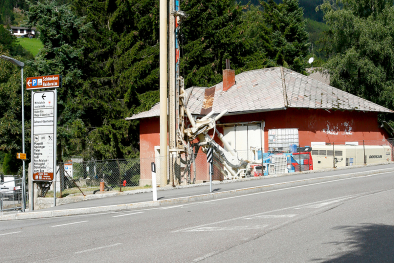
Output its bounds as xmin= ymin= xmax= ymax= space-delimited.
xmin=169 ymin=0 xmax=176 ymax=186
xmin=21 ymin=67 xmax=26 ymax=212
xmin=160 ymin=0 xmax=168 ymax=187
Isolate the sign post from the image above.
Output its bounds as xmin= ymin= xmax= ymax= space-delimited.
xmin=151 ymin=162 xmax=157 ymax=201
xmin=207 ymin=148 xmax=213 ymax=193
xmin=31 ymin=89 xmax=57 ymax=206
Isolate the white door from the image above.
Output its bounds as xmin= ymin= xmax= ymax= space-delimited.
xmin=223 ymin=123 xmax=263 ymax=161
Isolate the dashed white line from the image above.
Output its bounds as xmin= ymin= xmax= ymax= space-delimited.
xmin=244 ymin=214 xmax=297 ymax=219
xmin=51 ymin=221 xmax=88 ymax=228
xmin=185 ymin=225 xmax=268 ymax=232
xmin=0 ymin=231 xmax=21 ymax=236
xmin=193 ymin=252 xmax=218 ymax=262
xmin=112 ymin=212 xmax=143 ymax=218
xmin=75 ymin=243 xmax=122 ymax=254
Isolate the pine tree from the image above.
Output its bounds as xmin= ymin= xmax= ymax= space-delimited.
xmin=260 ymin=0 xmax=309 ymax=73
xmin=180 ymin=0 xmax=248 ymax=87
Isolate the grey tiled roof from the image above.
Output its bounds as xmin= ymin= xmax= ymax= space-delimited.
xmin=126 ymin=67 xmax=392 ymax=120
xmin=306 ymin=67 xmax=330 ymax=85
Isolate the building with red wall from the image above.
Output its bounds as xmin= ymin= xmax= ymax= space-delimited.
xmin=127 ymin=67 xmax=393 ymax=185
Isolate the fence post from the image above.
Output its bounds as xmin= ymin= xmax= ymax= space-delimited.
xmin=59 ymin=163 xmax=64 ymax=198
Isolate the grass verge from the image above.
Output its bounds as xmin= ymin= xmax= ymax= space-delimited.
xmin=17 ymin=38 xmax=43 ymax=56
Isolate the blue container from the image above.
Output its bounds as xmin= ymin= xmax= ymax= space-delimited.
xmin=289 ymin=144 xmax=297 ymax=153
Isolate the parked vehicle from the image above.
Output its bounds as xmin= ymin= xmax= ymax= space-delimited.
xmin=0 ymin=177 xmax=22 ymax=200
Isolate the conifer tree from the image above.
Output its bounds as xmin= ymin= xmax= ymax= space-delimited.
xmin=260 ymin=0 xmax=309 ymax=73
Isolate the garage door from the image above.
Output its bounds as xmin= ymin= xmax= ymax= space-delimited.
xmin=223 ymin=123 xmax=263 ymax=161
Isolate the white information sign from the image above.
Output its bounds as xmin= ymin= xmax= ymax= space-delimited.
xmin=31 ymin=90 xmax=57 ymax=181
xmin=64 ymin=163 xmax=73 ymax=177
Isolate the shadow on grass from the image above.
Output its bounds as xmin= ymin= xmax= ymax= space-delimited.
xmin=315 ymin=223 xmax=394 ymax=262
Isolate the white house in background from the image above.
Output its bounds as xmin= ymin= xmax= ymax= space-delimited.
xmin=10 ymin=26 xmax=37 ymax=38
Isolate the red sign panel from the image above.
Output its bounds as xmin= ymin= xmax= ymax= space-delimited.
xmin=26 ymin=75 xmax=60 ymax=90
xmin=33 ymin=171 xmax=54 ymax=181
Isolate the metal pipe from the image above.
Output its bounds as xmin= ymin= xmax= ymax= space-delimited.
xmin=160 ymin=0 xmax=168 ymax=187
xmin=200 ymin=111 xmax=214 ymax=122
xmin=214 ymin=109 xmax=228 ymax=121
xmin=21 ymin=67 xmax=26 ymax=212
xmin=215 ymin=127 xmax=237 ymax=157
xmin=185 ymin=108 xmax=196 ymax=128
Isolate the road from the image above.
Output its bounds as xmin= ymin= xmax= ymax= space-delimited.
xmin=1 ymin=166 xmax=394 ymax=262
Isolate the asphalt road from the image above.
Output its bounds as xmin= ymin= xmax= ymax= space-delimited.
xmin=1 ymin=165 xmax=394 ymax=262
xmin=41 ymin=163 xmax=394 ymax=210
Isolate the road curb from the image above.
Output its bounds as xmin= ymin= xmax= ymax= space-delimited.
xmin=1 ymin=166 xmax=392 ymax=221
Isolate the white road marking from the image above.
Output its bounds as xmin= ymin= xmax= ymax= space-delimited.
xmin=75 ymin=243 xmax=122 ymax=254
xmin=160 ymin=204 xmax=186 ymax=209
xmin=0 ymin=231 xmax=21 ymax=236
xmin=193 ymin=172 xmax=387 ymax=205
xmin=173 ymin=193 xmax=361 ymax=233
xmin=184 ymin=225 xmax=268 ymax=232
xmin=51 ymin=221 xmax=88 ymax=228
xmin=296 ymin=196 xmax=355 ymax=209
xmin=112 ymin=212 xmax=143 ymax=218
xmin=193 ymin=252 xmax=218 ymax=262
xmin=142 ymin=169 xmax=392 ymax=214
xmin=244 ymin=214 xmax=297 ymax=219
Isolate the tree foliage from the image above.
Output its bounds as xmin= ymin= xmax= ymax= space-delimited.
xmin=1 ymin=0 xmax=311 ymax=165
xmin=319 ymin=0 xmax=394 ymax=113
xmin=181 ymin=0 xmax=309 ymax=87
xmin=0 ymin=25 xmax=33 ymax=175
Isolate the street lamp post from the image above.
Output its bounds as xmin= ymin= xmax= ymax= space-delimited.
xmin=0 ymin=55 xmax=26 ymax=212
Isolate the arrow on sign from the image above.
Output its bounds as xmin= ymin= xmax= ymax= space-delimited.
xmin=42 ymin=94 xmax=46 ymax=100
xmin=27 ymin=80 xmax=32 ymax=87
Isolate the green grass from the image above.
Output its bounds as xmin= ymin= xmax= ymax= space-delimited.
xmin=16 ymin=38 xmax=43 ymax=57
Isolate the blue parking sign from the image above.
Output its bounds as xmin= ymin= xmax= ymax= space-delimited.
xmin=32 ymin=79 xmax=37 ymax=86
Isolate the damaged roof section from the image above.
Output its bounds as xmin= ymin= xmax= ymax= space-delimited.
xmin=126 ymin=67 xmax=393 ymax=120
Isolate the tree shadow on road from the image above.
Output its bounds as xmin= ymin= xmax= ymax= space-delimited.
xmin=315 ymin=223 xmax=394 ymax=262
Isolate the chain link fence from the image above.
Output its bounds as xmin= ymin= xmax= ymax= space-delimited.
xmin=0 ymin=177 xmax=23 ymax=212
xmin=55 ymin=159 xmax=141 ymax=197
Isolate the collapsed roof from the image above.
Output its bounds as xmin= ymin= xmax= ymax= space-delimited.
xmin=126 ymin=67 xmax=393 ymax=120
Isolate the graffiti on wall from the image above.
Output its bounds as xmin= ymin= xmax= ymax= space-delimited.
xmin=322 ymin=120 xmax=354 ymax=135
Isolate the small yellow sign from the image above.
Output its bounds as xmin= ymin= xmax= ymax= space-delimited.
xmin=16 ymin=153 xmax=26 ymax=160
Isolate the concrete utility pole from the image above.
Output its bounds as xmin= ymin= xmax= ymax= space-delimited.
xmin=160 ymin=0 xmax=168 ymax=187
xmin=169 ymin=0 xmax=176 ymax=186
